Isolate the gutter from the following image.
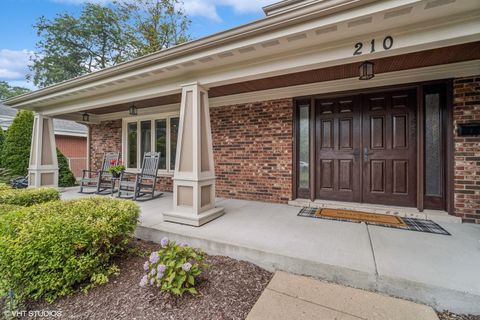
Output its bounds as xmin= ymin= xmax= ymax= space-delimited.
xmin=4 ymin=0 xmax=371 ymax=106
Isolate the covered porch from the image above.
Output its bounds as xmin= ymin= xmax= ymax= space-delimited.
xmin=60 ymin=187 xmax=480 ymax=314
xmin=5 ymin=0 xmax=480 ymax=222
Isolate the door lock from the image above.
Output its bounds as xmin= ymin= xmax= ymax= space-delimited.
xmin=364 ymin=147 xmax=374 ymax=161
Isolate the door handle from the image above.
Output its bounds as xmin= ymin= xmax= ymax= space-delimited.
xmin=352 ymin=148 xmax=360 ymax=159
xmin=364 ymin=147 xmax=374 ymax=161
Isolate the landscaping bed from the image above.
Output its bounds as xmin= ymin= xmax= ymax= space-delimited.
xmin=27 ymin=239 xmax=273 ymax=320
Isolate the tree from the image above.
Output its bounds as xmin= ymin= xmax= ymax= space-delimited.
xmin=29 ymin=3 xmax=132 ymax=88
xmin=57 ymin=148 xmax=77 ymax=187
xmin=0 ymin=81 xmax=30 ymax=101
xmin=1 ymin=110 xmax=34 ymax=176
xmin=117 ymin=0 xmax=190 ymax=56
xmin=29 ymin=1 xmax=191 ymax=88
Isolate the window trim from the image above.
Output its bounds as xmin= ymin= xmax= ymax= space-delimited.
xmin=122 ymin=111 xmax=180 ymax=175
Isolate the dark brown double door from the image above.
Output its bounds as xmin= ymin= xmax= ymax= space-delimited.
xmin=315 ymin=89 xmax=416 ymax=207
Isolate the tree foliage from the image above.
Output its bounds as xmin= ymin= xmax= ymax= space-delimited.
xmin=118 ymin=0 xmax=190 ymax=56
xmin=0 ymin=110 xmax=34 ymax=176
xmin=0 ymin=81 xmax=30 ymax=101
xmin=57 ymin=148 xmax=77 ymax=187
xmin=29 ymin=3 xmax=132 ymax=88
xmin=29 ymin=1 xmax=191 ymax=88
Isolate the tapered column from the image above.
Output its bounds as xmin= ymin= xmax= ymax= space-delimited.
xmin=29 ymin=114 xmax=58 ymax=188
xmin=163 ymin=82 xmax=224 ymax=226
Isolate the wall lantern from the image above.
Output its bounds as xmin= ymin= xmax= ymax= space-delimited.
xmin=129 ymin=103 xmax=138 ymax=116
xmin=359 ymin=61 xmax=374 ymax=80
xmin=82 ymin=112 xmax=90 ymax=122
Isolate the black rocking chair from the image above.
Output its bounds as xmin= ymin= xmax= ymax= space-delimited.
xmin=117 ymin=152 xmax=162 ymax=201
xmin=79 ymin=152 xmax=120 ymax=194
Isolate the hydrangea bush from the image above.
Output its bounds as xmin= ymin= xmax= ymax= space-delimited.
xmin=140 ymin=237 xmax=206 ymax=295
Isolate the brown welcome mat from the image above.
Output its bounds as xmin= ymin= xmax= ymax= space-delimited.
xmin=316 ymin=208 xmax=407 ymax=227
xmin=298 ymin=207 xmax=450 ymax=235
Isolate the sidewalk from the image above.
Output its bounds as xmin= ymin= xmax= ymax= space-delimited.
xmin=247 ymin=271 xmax=439 ymax=320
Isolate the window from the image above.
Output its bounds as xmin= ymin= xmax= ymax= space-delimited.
xmin=124 ymin=114 xmax=180 ymax=173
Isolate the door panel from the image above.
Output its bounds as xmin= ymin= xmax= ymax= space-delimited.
xmin=362 ymin=90 xmax=417 ymax=206
xmin=315 ymin=96 xmax=361 ymax=202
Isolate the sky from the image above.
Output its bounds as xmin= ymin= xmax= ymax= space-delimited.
xmin=0 ymin=0 xmax=276 ymax=90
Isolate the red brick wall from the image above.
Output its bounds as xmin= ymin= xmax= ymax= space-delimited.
xmin=55 ymin=135 xmax=87 ymax=177
xmin=89 ymin=120 xmax=122 ymax=174
xmin=88 ymin=99 xmax=293 ymax=201
xmin=88 ymin=119 xmax=174 ymax=191
xmin=453 ymin=76 xmax=480 ymax=223
xmin=210 ymin=99 xmax=293 ymax=203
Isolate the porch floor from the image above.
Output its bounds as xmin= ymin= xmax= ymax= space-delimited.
xmin=61 ymin=188 xmax=480 ymax=314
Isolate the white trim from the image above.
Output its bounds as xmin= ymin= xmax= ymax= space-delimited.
xmin=208 ymin=60 xmax=480 ymax=108
xmin=121 ymin=111 xmax=180 ymax=174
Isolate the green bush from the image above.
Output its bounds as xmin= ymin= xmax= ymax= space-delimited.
xmin=0 ymin=168 xmax=16 ymax=184
xmin=0 ymin=204 xmax=22 ymax=216
xmin=0 ymin=197 xmax=139 ymax=302
xmin=140 ymin=237 xmax=206 ymax=296
xmin=0 ymin=183 xmax=11 ymax=192
xmin=0 ymin=188 xmax=59 ymax=207
xmin=57 ymin=148 xmax=76 ymax=187
xmin=1 ymin=110 xmax=34 ymax=176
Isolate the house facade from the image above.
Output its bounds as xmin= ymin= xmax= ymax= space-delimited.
xmin=5 ymin=0 xmax=480 ymax=224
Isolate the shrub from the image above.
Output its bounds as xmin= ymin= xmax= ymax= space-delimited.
xmin=0 ymin=187 xmax=59 ymax=207
xmin=0 ymin=127 xmax=4 ymax=156
xmin=0 ymin=204 xmax=22 ymax=216
xmin=140 ymin=237 xmax=206 ymax=296
xmin=57 ymin=148 xmax=76 ymax=187
xmin=0 ymin=168 xmax=16 ymax=184
xmin=1 ymin=110 xmax=34 ymax=176
xmin=0 ymin=197 xmax=140 ymax=302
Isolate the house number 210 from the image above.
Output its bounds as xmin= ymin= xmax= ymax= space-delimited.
xmin=353 ymin=36 xmax=393 ymax=56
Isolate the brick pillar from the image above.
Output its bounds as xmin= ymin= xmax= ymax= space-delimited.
xmin=453 ymin=76 xmax=480 ymax=223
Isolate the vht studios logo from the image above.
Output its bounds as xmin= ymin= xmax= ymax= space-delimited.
xmin=4 ymin=309 xmax=63 ymax=318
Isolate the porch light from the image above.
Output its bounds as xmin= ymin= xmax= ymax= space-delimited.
xmin=129 ymin=103 xmax=138 ymax=116
xmin=359 ymin=61 xmax=374 ymax=80
xmin=82 ymin=112 xmax=90 ymax=122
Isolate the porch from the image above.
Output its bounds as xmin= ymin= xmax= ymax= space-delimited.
xmin=61 ymin=187 xmax=480 ymax=314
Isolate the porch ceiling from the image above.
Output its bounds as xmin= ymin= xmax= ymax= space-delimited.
xmin=80 ymin=41 xmax=480 ymax=118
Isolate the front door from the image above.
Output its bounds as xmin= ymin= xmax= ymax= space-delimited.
xmin=315 ymin=89 xmax=417 ymax=207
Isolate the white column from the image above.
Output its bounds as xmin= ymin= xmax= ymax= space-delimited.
xmin=29 ymin=113 xmax=58 ymax=188
xmin=163 ymin=82 xmax=224 ymax=226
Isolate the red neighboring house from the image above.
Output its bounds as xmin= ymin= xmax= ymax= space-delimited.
xmin=0 ymin=104 xmax=87 ymax=178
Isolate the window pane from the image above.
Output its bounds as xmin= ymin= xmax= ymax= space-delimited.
xmin=127 ymin=122 xmax=137 ymax=168
xmin=299 ymin=106 xmax=309 ymax=189
xmin=140 ymin=120 xmax=151 ymax=164
xmin=155 ymin=119 xmax=167 ymax=170
xmin=170 ymin=117 xmax=179 ymax=170
xmin=425 ymin=93 xmax=442 ymax=196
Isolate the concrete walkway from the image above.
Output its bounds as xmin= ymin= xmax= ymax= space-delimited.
xmin=61 ymin=188 xmax=480 ymax=314
xmin=247 ymin=271 xmax=439 ymax=320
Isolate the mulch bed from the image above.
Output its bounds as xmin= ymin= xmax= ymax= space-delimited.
xmin=26 ymin=239 xmax=273 ymax=320
xmin=437 ymin=311 xmax=480 ymax=320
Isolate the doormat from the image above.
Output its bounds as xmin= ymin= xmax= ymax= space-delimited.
xmin=298 ymin=207 xmax=450 ymax=235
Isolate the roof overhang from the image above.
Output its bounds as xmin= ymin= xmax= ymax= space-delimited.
xmin=4 ymin=0 xmax=480 ymax=118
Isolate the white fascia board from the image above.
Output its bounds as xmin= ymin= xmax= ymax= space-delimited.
xmin=54 ymin=131 xmax=88 ymax=137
